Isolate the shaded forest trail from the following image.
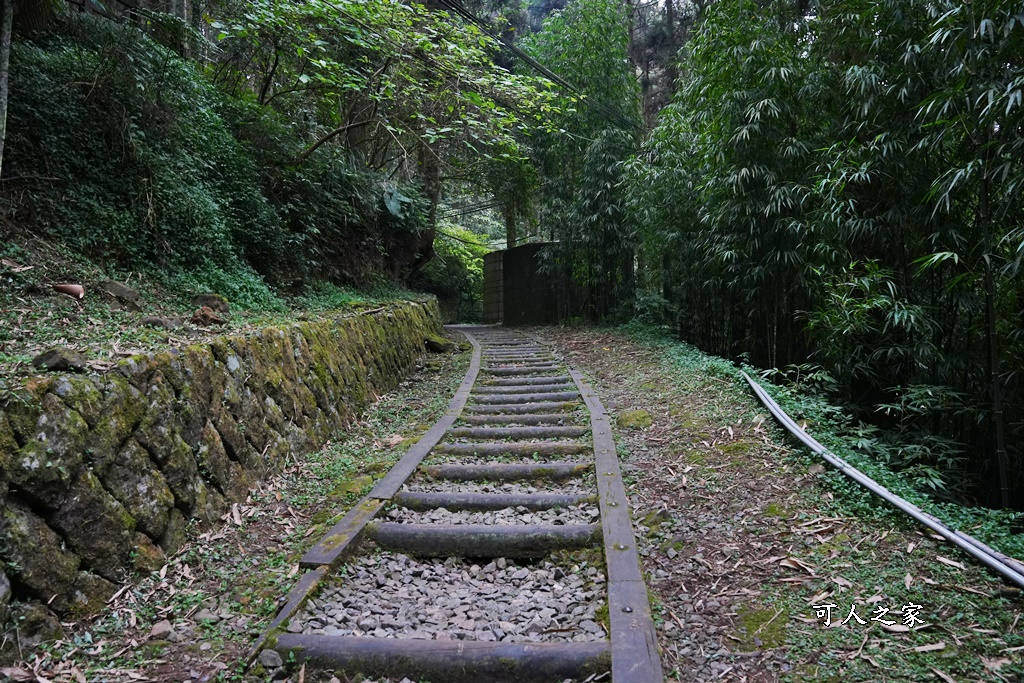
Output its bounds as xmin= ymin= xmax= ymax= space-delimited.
xmin=5 ymin=326 xmax=1022 ymax=683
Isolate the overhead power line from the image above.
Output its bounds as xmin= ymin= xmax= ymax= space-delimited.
xmin=440 ymin=200 xmax=504 ymax=218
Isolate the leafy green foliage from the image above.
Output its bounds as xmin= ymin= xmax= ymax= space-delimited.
xmin=1 ymin=12 xmax=456 ymax=302
xmin=5 ymin=17 xmax=273 ymax=273
xmin=410 ymin=223 xmax=490 ymax=322
xmin=630 ymin=0 xmax=1024 ymax=507
xmin=521 ymin=0 xmax=642 ymax=320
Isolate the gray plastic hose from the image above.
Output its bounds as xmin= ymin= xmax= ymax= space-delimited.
xmin=742 ymin=371 xmax=1024 ymax=590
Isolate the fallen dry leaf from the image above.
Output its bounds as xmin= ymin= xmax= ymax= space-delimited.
xmin=936 ymin=556 xmax=966 ymax=570
xmin=930 ymin=667 xmax=956 ymax=683
xmin=914 ymin=642 xmax=945 ymax=653
xmin=981 ymin=656 xmax=1010 ymax=671
xmin=779 ymin=557 xmax=816 ymax=575
xmin=904 ymin=573 xmax=913 ymax=589
xmin=881 ymin=623 xmax=911 ymax=633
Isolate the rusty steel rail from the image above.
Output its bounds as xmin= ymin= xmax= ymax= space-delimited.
xmin=248 ymin=328 xmax=663 ymax=683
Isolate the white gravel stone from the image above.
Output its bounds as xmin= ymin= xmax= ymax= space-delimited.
xmin=295 ymin=552 xmax=607 ymax=643
xmin=384 ymin=504 xmax=600 ymax=526
xmin=425 ymin=453 xmax=590 ymax=465
xmin=402 ymin=477 xmax=597 ymax=495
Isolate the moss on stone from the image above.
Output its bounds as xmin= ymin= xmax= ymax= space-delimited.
xmin=0 ymin=414 xmax=18 ymax=472
xmin=132 ymin=373 xmax=178 ymax=463
xmin=49 ymin=376 xmax=104 ymax=428
xmin=68 ymin=570 xmax=116 ymax=617
xmin=10 ymin=393 xmax=90 ymax=508
xmin=101 ymin=439 xmax=174 ymax=539
xmin=159 ymin=434 xmax=202 ymax=513
xmin=49 ymin=471 xmax=136 ymax=582
xmin=84 ymin=375 xmax=147 ymax=474
xmin=642 ymin=508 xmax=672 ymax=531
xmin=1 ymin=502 xmax=81 ymax=611
xmin=331 ymin=475 xmax=374 ymax=496
xmin=196 ymin=421 xmax=234 ymax=495
xmin=616 ymin=409 xmax=653 ymax=429
xmin=0 ymin=299 xmax=444 ymax=620
xmin=424 ymin=333 xmax=457 ymax=353
xmin=132 ymin=532 xmax=166 ymax=573
xmin=160 ymin=508 xmax=188 ymax=555
xmin=719 ymin=440 xmax=756 ymax=457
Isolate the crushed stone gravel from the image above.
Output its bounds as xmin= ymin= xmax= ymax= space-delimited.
xmin=384 ymin=503 xmax=601 ymax=526
xmin=401 ymin=478 xmax=597 ymax=495
xmin=423 ymin=453 xmax=591 ymax=465
xmin=293 ymin=551 xmax=607 ymax=643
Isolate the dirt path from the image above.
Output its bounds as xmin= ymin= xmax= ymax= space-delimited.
xmin=533 ymin=326 xmax=1023 ymax=683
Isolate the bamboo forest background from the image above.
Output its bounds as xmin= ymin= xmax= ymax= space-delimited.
xmin=627 ymin=0 xmax=1024 ymax=510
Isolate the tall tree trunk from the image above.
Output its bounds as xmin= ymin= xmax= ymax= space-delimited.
xmin=665 ymin=0 xmax=678 ymax=96
xmin=503 ymin=204 xmax=517 ymax=249
xmin=980 ymin=145 xmax=1009 ymax=508
xmin=410 ymin=141 xmax=440 ymax=274
xmin=0 ymin=0 xmax=14 ymax=177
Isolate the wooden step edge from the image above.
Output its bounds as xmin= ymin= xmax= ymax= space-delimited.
xmin=448 ymin=426 xmax=590 ymax=439
xmin=484 ymin=375 xmax=573 ymax=386
xmin=367 ymin=522 xmax=602 ymax=557
xmin=434 ymin=441 xmax=591 ymax=455
xmin=483 ymin=368 xmax=564 ymax=376
xmin=464 ymin=401 xmax=579 ymax=414
xmin=458 ymin=414 xmax=573 ymax=425
xmin=269 ymin=634 xmax=610 ymax=683
xmin=472 ymin=384 xmax=576 ymax=394
xmin=420 ymin=462 xmax=592 ymax=481
xmin=470 ymin=391 xmax=581 ymax=404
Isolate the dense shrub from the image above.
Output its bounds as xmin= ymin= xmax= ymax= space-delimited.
xmin=1 ymin=14 xmax=432 ymax=302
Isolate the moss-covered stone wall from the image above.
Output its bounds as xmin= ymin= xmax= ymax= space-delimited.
xmin=0 ymin=301 xmax=442 ymax=617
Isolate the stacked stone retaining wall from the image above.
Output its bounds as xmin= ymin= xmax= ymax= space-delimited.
xmin=0 ymin=301 xmax=443 ymax=620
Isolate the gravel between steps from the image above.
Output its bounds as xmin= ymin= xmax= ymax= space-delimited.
xmin=292 ymin=552 xmax=607 ymax=643
xmin=401 ymin=478 xmax=597 ymax=494
xmin=424 ymin=453 xmax=591 ymax=465
xmin=384 ymin=503 xmax=601 ymax=525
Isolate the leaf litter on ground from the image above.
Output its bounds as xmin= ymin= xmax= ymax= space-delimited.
xmin=532 ymin=325 xmax=1024 ymax=683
